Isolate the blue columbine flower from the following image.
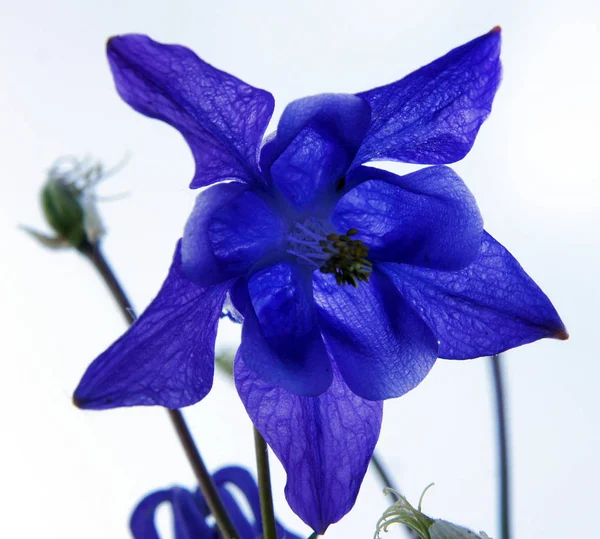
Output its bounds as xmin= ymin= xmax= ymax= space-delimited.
xmin=130 ymin=466 xmax=301 ymax=538
xmin=74 ymin=28 xmax=567 ymax=533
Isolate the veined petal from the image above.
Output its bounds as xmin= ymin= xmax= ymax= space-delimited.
xmin=333 ymin=166 xmax=483 ymax=270
xmin=261 ymin=94 xmax=371 ymax=170
xmin=313 ymin=269 xmax=438 ymax=401
xmin=130 ymin=488 xmax=211 ymax=539
xmin=73 ymin=243 xmax=229 ymax=409
xmin=182 ymin=183 xmax=286 ymax=287
xmin=380 ymin=231 xmax=568 ymax=359
xmin=264 ymin=94 xmax=371 ymax=214
xmin=354 ymin=28 xmax=501 ymax=166
xmin=235 ymin=357 xmax=382 ymax=534
xmin=240 ymin=262 xmax=333 ymax=396
xmin=270 ymin=126 xmax=350 ymax=215
xmin=182 ymin=181 xmax=246 ymax=286
xmin=107 ymin=35 xmax=274 ymax=188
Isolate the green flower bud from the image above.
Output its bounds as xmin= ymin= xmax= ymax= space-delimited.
xmin=23 ymin=156 xmax=120 ymax=250
xmin=41 ymin=177 xmax=86 ymax=248
xmin=375 ymin=486 xmax=491 ymax=539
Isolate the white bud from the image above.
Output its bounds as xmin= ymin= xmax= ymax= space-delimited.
xmin=82 ymin=192 xmax=106 ymax=244
xmin=429 ymin=520 xmax=491 ymax=539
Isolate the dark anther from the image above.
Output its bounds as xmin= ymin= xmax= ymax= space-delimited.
xmin=318 ymin=227 xmax=372 ymax=287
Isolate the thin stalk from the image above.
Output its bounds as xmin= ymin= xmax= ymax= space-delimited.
xmin=78 ymin=241 xmax=239 ymax=539
xmin=370 ymin=453 xmax=419 ymax=539
xmin=254 ymin=427 xmax=277 ymax=539
xmin=80 ymin=241 xmax=135 ymax=325
xmin=371 ymin=452 xmax=399 ymax=500
xmin=490 ymin=354 xmax=511 ymax=539
xmin=168 ymin=408 xmax=239 ymax=538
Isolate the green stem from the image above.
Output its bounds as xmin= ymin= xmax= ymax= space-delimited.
xmin=254 ymin=427 xmax=277 ymax=539
xmin=490 ymin=354 xmax=511 ymax=539
xmin=79 ymin=241 xmax=239 ymax=539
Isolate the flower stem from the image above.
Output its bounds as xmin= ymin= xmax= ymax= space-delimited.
xmin=370 ymin=453 xmax=420 ymax=539
xmin=168 ymin=408 xmax=240 ymax=538
xmin=80 ymin=241 xmax=135 ymax=325
xmin=490 ymin=354 xmax=511 ymax=539
xmin=370 ymin=452 xmax=399 ymax=499
xmin=78 ymin=241 xmax=240 ymax=539
xmin=253 ymin=427 xmax=277 ymax=539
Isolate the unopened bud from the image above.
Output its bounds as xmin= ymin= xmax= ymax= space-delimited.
xmin=41 ymin=177 xmax=86 ymax=247
xmin=23 ymin=156 xmax=127 ymax=250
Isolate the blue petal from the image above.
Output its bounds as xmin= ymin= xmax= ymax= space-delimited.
xmin=333 ymin=166 xmax=483 ymax=270
xmin=380 ymin=231 xmax=568 ymax=359
xmin=235 ymin=357 xmax=382 ymax=534
xmin=264 ymin=94 xmax=371 ymax=214
xmin=210 ymin=488 xmax=255 ymax=538
xmin=182 ymin=183 xmax=286 ymax=287
xmin=211 ymin=467 xmax=303 ymax=539
xmin=261 ymin=94 xmax=371 ymax=170
xmin=240 ymin=262 xmax=333 ymax=396
xmin=171 ymin=489 xmax=212 ymax=539
xmin=270 ymin=126 xmax=350 ymax=215
xmin=130 ymin=490 xmax=169 ymax=539
xmin=73 ymin=243 xmax=230 ymax=409
xmin=354 ymin=28 xmax=502 ymax=166
xmin=212 ymin=467 xmax=261 ymax=537
xmin=130 ymin=488 xmax=211 ymax=539
xmin=130 ymin=469 xmax=301 ymax=539
xmin=107 ymin=35 xmax=274 ymax=188
xmin=313 ymin=269 xmax=438 ymax=401
xmin=182 ymin=181 xmax=246 ymax=286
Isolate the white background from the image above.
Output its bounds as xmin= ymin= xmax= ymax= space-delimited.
xmin=1 ymin=0 xmax=598 ymax=537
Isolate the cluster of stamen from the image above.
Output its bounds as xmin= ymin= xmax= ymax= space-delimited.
xmin=286 ymin=221 xmax=372 ymax=287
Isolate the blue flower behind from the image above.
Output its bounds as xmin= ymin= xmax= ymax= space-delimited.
xmin=130 ymin=466 xmax=301 ymax=538
xmin=74 ymin=28 xmax=567 ymax=533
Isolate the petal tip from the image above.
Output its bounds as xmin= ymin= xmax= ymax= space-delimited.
xmin=72 ymin=392 xmax=83 ymax=409
xmin=106 ymin=35 xmax=124 ymax=54
xmin=72 ymin=382 xmax=118 ymax=410
xmin=72 ymin=388 xmax=99 ymax=410
xmin=490 ymin=25 xmax=502 ymax=34
xmin=107 ymin=34 xmax=148 ymax=54
xmin=554 ymin=327 xmax=569 ymax=341
xmin=315 ymin=524 xmax=330 ymax=536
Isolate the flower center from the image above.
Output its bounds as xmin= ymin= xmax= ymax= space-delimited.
xmin=286 ymin=218 xmax=372 ymax=286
